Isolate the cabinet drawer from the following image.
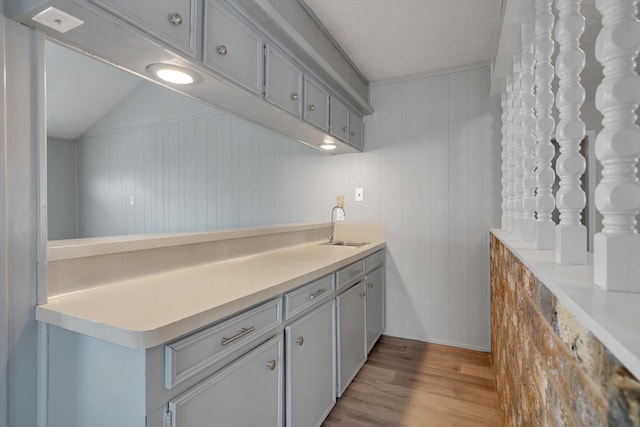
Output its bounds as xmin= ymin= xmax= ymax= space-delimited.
xmin=90 ymin=0 xmax=198 ymax=57
xmin=365 ymin=250 xmax=384 ymax=273
xmin=203 ymin=0 xmax=263 ymax=94
xmin=284 ymin=274 xmax=334 ymax=320
xmin=265 ymin=44 xmax=303 ymax=117
xmin=336 ymin=260 xmax=365 ymax=290
xmin=303 ymin=75 xmax=329 ymax=131
xmin=165 ymin=298 xmax=282 ymax=389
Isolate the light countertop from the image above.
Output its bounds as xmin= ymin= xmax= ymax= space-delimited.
xmin=37 ymin=236 xmax=385 ymax=349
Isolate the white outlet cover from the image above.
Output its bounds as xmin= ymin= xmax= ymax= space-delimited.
xmin=32 ymin=7 xmax=85 ymax=33
xmin=336 ymin=209 xmax=345 ymax=221
xmin=355 ymin=188 xmax=364 ymax=202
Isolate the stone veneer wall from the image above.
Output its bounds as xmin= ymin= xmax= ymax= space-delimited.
xmin=490 ymin=234 xmax=640 ymax=426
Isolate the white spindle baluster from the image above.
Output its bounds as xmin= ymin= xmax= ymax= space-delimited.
xmin=512 ymin=55 xmax=524 ymax=237
xmin=501 ymin=92 xmax=509 ymax=230
xmin=535 ymin=0 xmax=557 ymax=249
xmin=521 ymin=22 xmax=537 ymax=241
xmin=554 ymin=0 xmax=587 ymax=263
xmin=506 ymin=77 xmax=516 ymax=232
xmin=593 ymin=0 xmax=640 ymax=292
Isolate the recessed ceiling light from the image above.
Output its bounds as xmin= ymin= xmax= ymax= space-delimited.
xmin=320 ymin=144 xmax=337 ymax=150
xmin=147 ymin=64 xmax=200 ymax=85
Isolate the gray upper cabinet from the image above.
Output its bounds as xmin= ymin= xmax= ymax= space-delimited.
xmin=349 ymin=113 xmax=364 ymax=150
xmin=89 ymin=0 xmax=199 ymax=57
xmin=303 ymin=75 xmax=330 ymax=132
xmin=204 ymin=0 xmax=263 ymax=95
xmin=264 ymin=44 xmax=303 ymax=117
xmin=330 ymin=97 xmax=350 ymax=143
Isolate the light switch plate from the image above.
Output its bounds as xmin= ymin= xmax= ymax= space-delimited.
xmin=355 ymin=188 xmax=364 ymax=202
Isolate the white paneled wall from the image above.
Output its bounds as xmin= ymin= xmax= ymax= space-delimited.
xmin=75 ymin=113 xmax=331 ymax=237
xmin=360 ymin=66 xmax=502 ymax=351
xmin=64 ymin=65 xmax=501 ymax=350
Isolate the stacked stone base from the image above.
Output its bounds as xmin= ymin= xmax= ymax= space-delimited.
xmin=490 ymin=234 xmax=640 ymax=426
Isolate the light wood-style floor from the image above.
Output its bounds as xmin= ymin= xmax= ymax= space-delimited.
xmin=322 ymin=336 xmax=502 ymax=427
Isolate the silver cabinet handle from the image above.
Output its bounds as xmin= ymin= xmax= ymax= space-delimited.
xmin=309 ymin=288 xmax=326 ymax=299
xmin=343 ymin=126 xmax=349 ymax=132
xmin=360 ymin=291 xmax=366 ymax=297
xmin=216 ymin=45 xmax=228 ymax=55
xmin=351 ymin=131 xmax=357 ymax=137
xmin=168 ymin=13 xmax=183 ymax=25
xmin=221 ymin=326 xmax=255 ymax=346
xmin=368 ymin=282 xmax=374 ymax=288
xmin=308 ymin=104 xmax=316 ymax=111
xmin=349 ymin=270 xmax=362 ymax=278
xmin=296 ymin=336 xmax=304 ymax=346
xmin=267 ymin=360 xmax=276 ymax=370
xmin=291 ymin=93 xmax=298 ymax=100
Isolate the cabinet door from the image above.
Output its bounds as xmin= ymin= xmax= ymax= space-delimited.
xmin=329 ymin=97 xmax=350 ymax=143
xmin=265 ymin=45 xmax=303 ymax=117
xmin=168 ymin=335 xmax=283 ymax=427
xmin=285 ymin=300 xmax=336 ymax=427
xmin=366 ymin=266 xmax=385 ymax=353
xmin=204 ymin=0 xmax=263 ymax=94
xmin=348 ymin=113 xmax=364 ymax=150
xmin=90 ymin=0 xmax=198 ymax=57
xmin=303 ymin=76 xmax=329 ymax=131
xmin=336 ymin=281 xmax=366 ymax=397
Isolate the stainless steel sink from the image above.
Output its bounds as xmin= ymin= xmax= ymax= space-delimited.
xmin=320 ymin=241 xmax=370 ymax=247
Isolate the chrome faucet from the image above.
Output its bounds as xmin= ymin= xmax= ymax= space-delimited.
xmin=329 ymin=205 xmax=345 ymax=243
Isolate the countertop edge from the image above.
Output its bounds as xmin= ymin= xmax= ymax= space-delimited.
xmin=37 ymin=241 xmax=386 ymax=349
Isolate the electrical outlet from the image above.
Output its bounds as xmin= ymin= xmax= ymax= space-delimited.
xmin=355 ymin=188 xmax=364 ymax=202
xmin=336 ymin=209 xmax=345 ymax=221
xmin=336 ymin=195 xmax=344 ymax=208
xmin=130 ymin=195 xmax=135 ymax=205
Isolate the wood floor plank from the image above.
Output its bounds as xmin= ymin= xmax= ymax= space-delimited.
xmin=322 ymin=335 xmax=502 ymax=427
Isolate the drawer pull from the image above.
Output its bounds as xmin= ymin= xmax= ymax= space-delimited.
xmin=368 ymin=282 xmax=374 ymax=288
xmin=220 ymin=326 xmax=255 ymax=346
xmin=360 ymin=291 xmax=366 ymax=297
xmin=309 ymin=288 xmax=326 ymax=299
xmin=168 ymin=13 xmax=183 ymax=25
xmin=296 ymin=336 xmax=304 ymax=346
xmin=216 ymin=45 xmax=228 ymax=55
xmin=351 ymin=131 xmax=357 ymax=137
xmin=267 ymin=360 xmax=276 ymax=370
xmin=291 ymin=93 xmax=299 ymax=101
xmin=308 ymin=104 xmax=316 ymax=111
xmin=349 ymin=270 xmax=362 ymax=278
xmin=343 ymin=126 xmax=349 ymax=132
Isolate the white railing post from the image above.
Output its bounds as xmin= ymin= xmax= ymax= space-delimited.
xmin=501 ymin=91 xmax=509 ymax=230
xmin=521 ymin=22 xmax=538 ymax=241
xmin=554 ymin=0 xmax=587 ymax=264
xmin=512 ymin=54 xmax=524 ymax=237
xmin=506 ymin=77 xmax=516 ymax=232
xmin=534 ymin=0 xmax=557 ymax=250
xmin=593 ymin=0 xmax=640 ymax=292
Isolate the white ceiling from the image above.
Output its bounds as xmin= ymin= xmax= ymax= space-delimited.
xmin=304 ymin=0 xmax=503 ymax=82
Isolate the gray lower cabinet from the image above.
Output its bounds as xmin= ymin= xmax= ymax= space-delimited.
xmin=285 ymin=300 xmax=336 ymax=427
xmin=89 ymin=0 xmax=198 ymax=57
xmin=265 ymin=44 xmax=303 ymax=117
xmin=169 ymin=334 xmax=284 ymax=427
xmin=203 ymin=0 xmax=263 ymax=94
xmin=336 ymin=281 xmax=367 ymax=397
xmin=365 ymin=266 xmax=384 ymax=353
xmin=303 ymin=76 xmax=330 ymax=131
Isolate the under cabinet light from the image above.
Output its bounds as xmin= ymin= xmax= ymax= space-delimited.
xmin=320 ymin=144 xmax=337 ymax=151
xmin=147 ymin=64 xmax=200 ymax=85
